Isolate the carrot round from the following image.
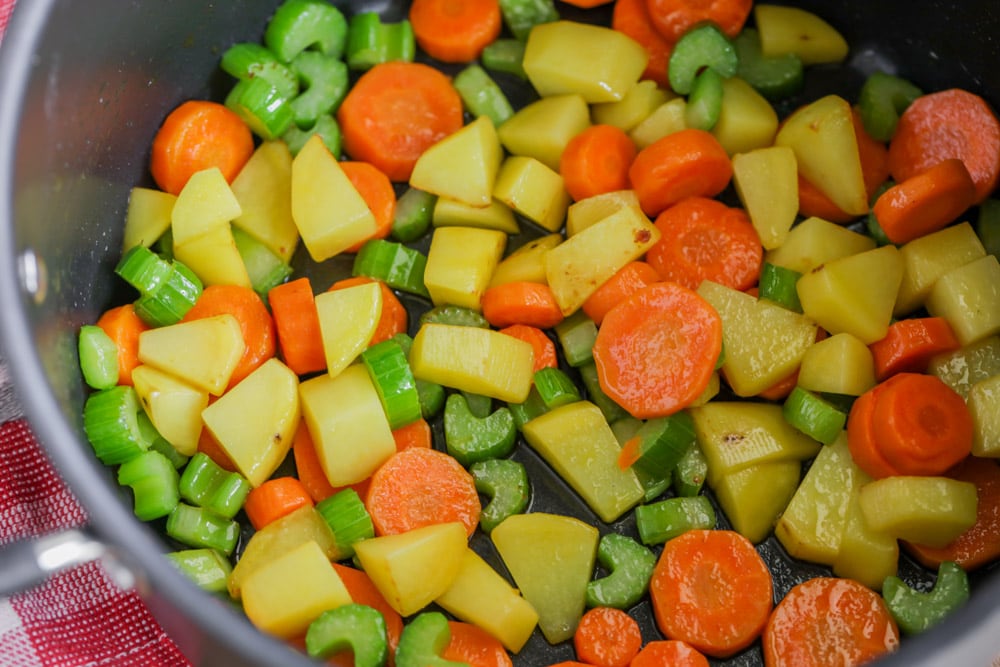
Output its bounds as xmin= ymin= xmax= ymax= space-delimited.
xmin=846 ymin=384 xmax=903 ymax=480
xmin=480 ymin=281 xmax=564 ymax=330
xmin=649 ymin=529 xmax=772 ymax=659
xmin=869 ymin=317 xmax=961 ymax=382
xmin=498 ymin=324 xmax=558 ymax=372
xmin=628 ymin=128 xmax=733 ymax=217
xmin=763 ymin=577 xmax=900 ymax=667
xmin=559 ymin=124 xmax=637 ymax=202
xmin=582 ymin=261 xmax=661 ymax=326
xmin=612 ymin=0 xmax=673 ymax=87
xmin=645 ymin=196 xmax=763 ymax=292
xmin=337 ymin=62 xmax=464 ymax=182
xmin=342 ymin=161 xmax=397 ymax=253
xmin=872 ymin=158 xmax=978 ymax=244
xmin=644 ymin=0 xmax=752 ymax=42
xmin=292 ymin=422 xmax=338 ymax=503
xmin=888 ymin=88 xmax=1000 ymax=204
xmin=181 ymin=284 xmax=276 ymax=390
xmin=573 ymin=607 xmax=642 ymax=667
xmin=243 ymin=476 xmax=314 ymax=531
xmin=365 ymin=447 xmax=481 ymax=537
xmin=150 ymin=100 xmax=254 ymax=195
xmin=329 ymin=562 xmax=405 ymax=665
xmin=268 ymin=277 xmax=326 ymax=377
xmin=96 ymin=304 xmax=150 ymax=387
xmin=442 ymin=621 xmax=513 ymax=667
xmin=328 ymin=276 xmax=408 ymax=346
xmin=630 ymin=640 xmax=709 ymax=667
xmin=409 ymin=0 xmax=502 ymax=64
xmin=391 ymin=418 xmax=433 ymax=452
xmin=593 ymin=282 xmax=722 ymax=419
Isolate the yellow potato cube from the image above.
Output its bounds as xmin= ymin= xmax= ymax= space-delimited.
xmin=123 ymin=187 xmax=175 ymax=252
xmin=137 ymin=314 xmax=245 ymax=396
xmin=968 ymin=373 xmax=1000 ymax=457
xmin=929 ymin=335 xmax=1000 ymax=399
xmin=732 ymin=146 xmax=798 ymax=249
xmin=858 ymin=476 xmax=978 ymax=548
xmin=591 ymin=79 xmax=675 ymax=133
xmin=797 ymin=332 xmax=876 ymax=396
xmin=131 ymin=364 xmax=207 ymax=456
xmin=832 ymin=481 xmax=899 ymax=591
xmin=565 ymin=189 xmax=642 ymax=237
xmin=712 ymin=76 xmax=779 ymax=156
xmin=765 ymin=216 xmax=876 ymax=274
xmin=925 ymin=254 xmax=1000 ymax=346
xmin=629 ymin=98 xmax=687 ymax=149
xmin=498 ymin=94 xmax=590 ymax=171
xmin=432 ymin=197 xmax=519 ymax=235
xmin=712 ymin=460 xmax=801 ymax=544
xmin=489 ymin=234 xmax=562 ymax=287
xmin=493 ymin=156 xmax=570 ymax=233
xmin=173 ymin=224 xmax=252 ymax=288
xmin=755 ymin=4 xmax=849 ymax=64
xmin=409 ymin=115 xmax=504 ymax=208
xmin=894 ymin=222 xmax=986 ymax=316
xmin=231 ymin=140 xmax=299 ymax=262
xmin=424 ymin=226 xmax=507 ymax=310
xmin=314 ymin=281 xmax=383 ymax=377
xmin=171 ymin=166 xmax=242 ymax=246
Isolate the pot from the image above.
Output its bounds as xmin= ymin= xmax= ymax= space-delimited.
xmin=0 ymin=1 xmax=998 ymax=665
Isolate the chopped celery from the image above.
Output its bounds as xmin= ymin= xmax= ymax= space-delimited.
xmin=578 ymin=361 xmax=626 ymax=423
xmin=443 ymin=393 xmax=517 ymax=466
xmin=345 ymin=12 xmax=415 ymax=70
xmin=178 ymin=452 xmax=251 ymax=520
xmin=289 ymin=51 xmax=349 ymax=130
xmin=78 ymin=325 xmax=119 ymax=390
xmin=225 ymin=76 xmax=295 ymax=141
xmin=282 ymin=114 xmax=342 ymax=157
xmin=117 ymin=246 xmax=202 ymax=327
xmin=417 ymin=379 xmax=447 ymax=420
xmin=117 ymin=450 xmax=180 ymax=521
xmin=166 ymin=548 xmax=233 ymax=593
xmin=305 ymin=603 xmax=389 ymax=665
xmin=419 ymin=305 xmax=490 ymax=329
xmin=586 ymin=533 xmax=656 ymax=610
xmin=783 ymin=386 xmax=847 ymax=446
xmin=461 ymin=391 xmax=493 ymax=419
xmin=635 ymin=495 xmax=716 ymax=546
xmin=554 ymin=311 xmax=597 ymax=367
xmin=231 ymin=226 xmax=293 ymax=298
xmin=352 ymin=239 xmax=430 ymax=298
xmin=481 ymin=38 xmax=528 ymax=79
xmin=394 ymin=612 xmax=466 ymax=667
xmin=508 ymin=385 xmax=549 ymax=431
xmin=858 ymin=71 xmax=923 ymax=142
xmin=362 ymin=338 xmax=421 ymax=430
xmin=470 ymin=458 xmax=530 ymax=533
xmin=83 ymin=385 xmax=152 ymax=465
xmin=166 ymin=503 xmax=240 ymax=555
xmin=684 ymin=66 xmax=725 ymax=131
xmin=758 ymin=262 xmax=803 ymax=312
xmin=975 ymin=198 xmax=1000 ymax=257
xmin=315 ymin=488 xmax=374 ymax=559
xmin=673 ymin=443 xmax=708 ymax=497
xmin=453 ymin=64 xmax=515 ymax=127
xmin=391 ymin=187 xmax=436 ymax=243
xmin=883 ymin=561 xmax=970 ymax=635
xmin=668 ymin=23 xmax=738 ymax=96
xmin=264 ymin=0 xmax=349 ymax=62
xmin=623 ymin=412 xmax=696 ymax=479
xmin=498 ymin=0 xmax=559 ymax=41
xmin=734 ymin=28 xmax=804 ymax=101
xmin=533 ymin=367 xmax=581 ymax=410
xmin=220 ymin=42 xmax=299 ymax=99
xmin=115 ymin=244 xmax=172 ymax=294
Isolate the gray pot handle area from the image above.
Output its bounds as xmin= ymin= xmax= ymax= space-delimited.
xmin=0 ymin=529 xmax=113 ymax=597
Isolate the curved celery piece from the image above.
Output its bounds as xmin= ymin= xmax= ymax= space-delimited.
xmin=391 ymin=187 xmax=437 ymax=243
xmin=734 ymin=27 xmax=804 ymax=101
xmin=533 ymin=367 xmax=581 ymax=410
xmin=685 ymin=66 xmax=725 ymax=131
xmin=117 ymin=450 xmax=180 ymax=521
xmin=264 ymin=0 xmax=349 ymax=62
xmin=83 ymin=385 xmax=153 ymax=465
xmin=178 ymin=452 xmax=251 ymax=520
xmin=289 ymin=51 xmax=349 ymax=130
xmin=444 ymin=393 xmax=517 ymax=467
xmin=78 ymin=324 xmax=119 ymax=390
xmin=858 ymin=70 xmax=923 ymax=142
xmin=352 ymin=239 xmax=430 ymax=298
xmin=346 ymin=12 xmax=415 ymax=70
xmin=419 ymin=305 xmax=490 ymax=329
xmin=220 ymin=42 xmax=299 ymax=99
xmin=461 ymin=391 xmax=493 ymax=419
xmin=508 ymin=385 xmax=549 ymax=431
xmin=672 ymin=443 xmax=708 ymax=497
xmin=394 ymin=611 xmax=468 ymax=667
xmin=634 ymin=495 xmax=716 ymax=546
xmin=498 ymin=0 xmax=559 ymax=41
xmin=305 ymin=603 xmax=389 ymax=666
xmin=883 ymin=561 xmax=970 ymax=635
xmin=225 ymin=76 xmax=295 ymax=141
xmin=668 ymin=23 xmax=738 ymax=95
xmin=166 ymin=503 xmax=240 ymax=555
xmin=282 ymin=114 xmax=342 ymax=157
xmin=782 ymin=386 xmax=847 ymax=446
xmin=470 ymin=458 xmax=530 ymax=533
xmin=585 ymin=533 xmax=656 ymax=610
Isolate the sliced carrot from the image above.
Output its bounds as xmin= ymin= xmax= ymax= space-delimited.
xmin=392 ymin=418 xmax=433 ymax=452
xmin=365 ymin=447 xmax=481 ymax=537
xmin=593 ymin=282 xmax=723 ymax=419
xmin=337 ymin=61 xmax=464 ymax=182
xmin=649 ymin=529 xmax=772 ymax=659
xmin=181 ymin=284 xmax=276 ymax=390
xmin=870 ymin=317 xmax=961 ymax=381
xmin=559 ymin=124 xmax=638 ymax=202
xmin=755 ymin=370 xmax=800 ymax=402
xmin=498 ymin=324 xmax=558 ymax=372
xmin=583 ymin=261 xmax=662 ymax=327
xmin=628 ymin=128 xmax=733 ymax=217
xmin=243 ymin=476 xmax=314 ymax=531
xmin=341 ymin=161 xmax=397 ymax=253
xmin=292 ymin=421 xmax=338 ymax=503
xmin=95 ymin=303 xmax=150 ymax=387
xmin=873 ymin=158 xmax=978 ymax=244
xmin=903 ymin=456 xmax=1000 ymax=571
xmin=268 ymin=277 xmax=326 ymax=377
xmin=561 ymin=0 xmax=613 ymax=8
xmin=328 ymin=276 xmax=408 ymax=346
xmin=644 ymin=0 xmax=752 ymax=42
xmin=409 ymin=0 xmax=502 ymax=64
xmin=645 ymin=196 xmax=763 ymax=292
xmin=612 ymin=0 xmax=673 ymax=87
xmin=442 ymin=621 xmax=513 ymax=667
xmin=150 ymin=100 xmax=254 ymax=196
xmin=630 ymin=640 xmax=709 ymax=667
xmin=480 ymin=281 xmax=564 ymax=330
xmin=888 ymin=88 xmax=1000 ymax=204
xmin=573 ymin=607 xmax=642 ymax=667
xmin=870 ymin=372 xmax=973 ymax=477
xmin=846 ymin=384 xmax=903 ymax=480
xmin=329 ymin=562 xmax=405 ymax=667
xmin=763 ymin=577 xmax=899 ymax=667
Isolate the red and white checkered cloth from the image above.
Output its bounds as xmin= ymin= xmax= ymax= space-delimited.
xmin=0 ymin=2 xmax=190 ymax=664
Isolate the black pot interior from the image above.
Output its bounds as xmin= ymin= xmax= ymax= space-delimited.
xmin=1 ymin=1 xmax=998 ymax=665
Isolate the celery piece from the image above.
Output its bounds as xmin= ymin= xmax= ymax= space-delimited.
xmin=533 ymin=367 xmax=581 ymax=410
xmin=684 ymin=66 xmax=725 ymax=131
xmin=470 ymin=458 xmax=530 ymax=533
xmin=975 ymin=198 xmax=1000 ymax=258
xmin=178 ymin=452 xmax=251 ymax=520
xmin=668 ymin=23 xmax=738 ymax=96
xmin=117 ymin=450 xmax=180 ymax=521
xmin=858 ymin=71 xmax=923 ymax=142
xmin=231 ymin=226 xmax=293 ymax=299
xmin=578 ymin=361 xmax=627 ymax=423
xmin=482 ymin=38 xmax=528 ymax=80
xmin=733 ymin=28 xmax=803 ymax=101
xmin=137 ymin=411 xmax=188 ymax=469
xmin=635 ymin=467 xmax=672 ymax=503
xmin=585 ymin=533 xmax=656 ymax=610
xmin=461 ymin=391 xmax=493 ymax=419
xmin=133 ymin=260 xmax=203 ymax=328
xmin=289 ymin=51 xmax=349 ymax=130
xmin=391 ymin=187 xmax=437 ymax=243
xmin=362 ymin=338 xmax=422 ymax=430
xmin=444 ymin=393 xmax=517 ymax=467
xmin=352 ymin=239 xmax=430 ymax=298
xmin=883 ymin=561 xmax=970 ymax=635
xmin=782 ymin=386 xmax=846 ymax=446
xmin=282 ymin=114 xmax=342 ymax=157
xmin=264 ymin=0 xmax=349 ymax=62
xmin=419 ymin=305 xmax=489 ymax=329
xmin=345 ymin=12 xmax=415 ymax=70
xmin=554 ymin=311 xmax=597 ymax=367
xmin=498 ymin=0 xmax=559 ymax=41
xmin=391 ymin=332 xmax=414 ymax=357
xmin=758 ymin=262 xmax=803 ymax=312
xmin=508 ymin=385 xmax=549 ymax=431
xmin=417 ymin=379 xmax=447 ymax=420
xmin=115 ymin=244 xmax=172 ymax=295
xmin=635 ymin=495 xmax=716 ymax=546
xmin=166 ymin=548 xmax=233 ymax=594
xmin=315 ymin=488 xmax=374 ymax=559
xmin=225 ymin=77 xmax=295 ymax=141
xmin=83 ymin=386 xmax=152 ymax=465
xmin=673 ymin=443 xmax=708 ymax=497
xmin=395 ymin=612 xmax=466 ymax=667
xmin=78 ymin=325 xmax=119 ymax=390
xmin=166 ymin=503 xmax=240 ymax=555
xmin=306 ymin=603 xmax=389 ymax=665
xmin=220 ymin=42 xmax=299 ymax=99
xmin=626 ymin=412 xmax=696 ymax=479
xmin=453 ymin=64 xmax=515 ymax=127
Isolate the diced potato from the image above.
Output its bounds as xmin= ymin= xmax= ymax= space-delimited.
xmin=354 ymin=521 xmax=468 ymax=617
xmin=409 ymin=116 xmax=503 ymax=208
xmin=291 ymin=135 xmax=376 ymax=262
xmin=894 ymin=222 xmax=986 ymax=316
xmin=797 ymin=244 xmax=904 ymax=344
xmin=775 ymin=95 xmax=867 ymax=216
xmin=424 ymin=226 xmax=507 ymax=311
xmin=171 ymin=167 xmax=242 ymax=246
xmin=711 ymin=76 xmax=779 ymax=156
xmin=929 ymin=335 xmax=1000 ymax=399
xmin=522 ymin=21 xmax=648 ymax=103
xmin=858 ymin=476 xmax=978 ymax=548
xmin=314 ymin=281 xmax=383 ymax=377
xmin=523 ymin=401 xmax=645 ymax=523
xmin=498 ymin=94 xmax=591 ymax=171
xmin=968 ymin=373 xmax=1000 ymax=457
xmin=797 ymin=332 xmax=876 ymax=396
xmin=832 ymin=476 xmax=899 ymax=590
xmin=755 ymin=4 xmax=849 ymax=64
xmin=202 ymin=358 xmax=300 ymax=487
xmin=137 ymin=314 xmax=245 ymax=396
xmin=173 ymin=224 xmax=252 ymax=288
xmin=299 ymin=364 xmax=396 ymax=487
xmin=629 ymin=98 xmax=687 ymax=149
xmin=712 ymin=460 xmax=800 ymax=544
xmin=131 ymin=364 xmax=207 ymax=456
xmin=492 ymin=156 xmax=571 ymax=232
xmin=123 ymin=187 xmax=176 ymax=252
xmin=489 ymin=234 xmax=562 ymax=287
xmin=545 ymin=205 xmax=660 ymax=315
xmin=410 ymin=323 xmax=535 ymax=403
xmin=566 ymin=190 xmax=642 ymax=237
xmin=925 ymin=254 xmax=1000 ymax=346
xmin=591 ymin=80 xmax=675 ymax=132
xmin=765 ymin=216 xmax=876 ymax=274
xmin=732 ymin=146 xmax=798 ymax=249
xmin=690 ymin=401 xmax=821 ymax=487
xmin=435 ymin=548 xmax=539 ymax=653
xmin=491 ymin=512 xmax=598 ymax=644
xmin=432 ymin=197 xmax=519 ymax=234
xmin=242 ymin=540 xmax=352 ymax=639
xmin=230 ymin=140 xmax=298 ymax=262
xmin=697 ymin=281 xmax=817 ymax=396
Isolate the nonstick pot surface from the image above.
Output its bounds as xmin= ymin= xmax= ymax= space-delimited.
xmin=1 ymin=1 xmax=998 ymax=665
